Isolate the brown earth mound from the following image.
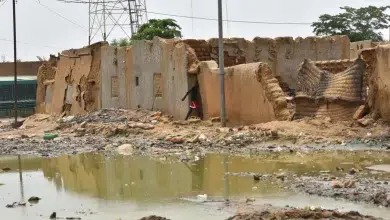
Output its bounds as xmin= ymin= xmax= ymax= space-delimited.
xmin=139 ymin=215 xmax=170 ymax=220
xmin=228 ymin=209 xmax=380 ymax=220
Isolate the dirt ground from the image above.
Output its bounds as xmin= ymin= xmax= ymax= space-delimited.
xmin=140 ymin=208 xmax=381 ymax=220
xmin=0 ymin=108 xmax=389 ymax=157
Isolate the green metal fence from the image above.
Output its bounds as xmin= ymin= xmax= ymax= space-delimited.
xmin=0 ymin=76 xmax=37 ymax=118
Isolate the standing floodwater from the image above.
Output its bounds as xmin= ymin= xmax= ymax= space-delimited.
xmin=1 ymin=151 xmax=390 ymax=219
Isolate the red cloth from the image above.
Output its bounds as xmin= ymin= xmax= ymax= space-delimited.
xmin=190 ymin=101 xmax=199 ymax=109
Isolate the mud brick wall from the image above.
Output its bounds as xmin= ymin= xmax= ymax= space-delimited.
xmin=295 ymin=97 xmax=361 ymax=121
xmin=310 ymin=59 xmax=367 ymax=102
xmin=361 ymin=45 xmax=390 ymax=121
xmin=36 ymin=42 xmax=108 ymax=115
xmin=182 ymin=39 xmax=211 ymax=61
xmin=198 ymin=61 xmax=289 ymax=125
xmin=184 ymin=36 xmax=350 ymax=90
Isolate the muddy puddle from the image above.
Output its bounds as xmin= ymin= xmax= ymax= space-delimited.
xmin=1 ymin=150 xmax=390 ymax=220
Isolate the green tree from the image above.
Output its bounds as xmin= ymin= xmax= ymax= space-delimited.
xmin=131 ymin=18 xmax=182 ymax=41
xmin=110 ymin=18 xmax=182 ymax=46
xmin=110 ymin=38 xmax=131 ymax=47
xmin=312 ymin=6 xmax=390 ymax=42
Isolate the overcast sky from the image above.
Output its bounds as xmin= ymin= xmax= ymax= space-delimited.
xmin=0 ymin=0 xmax=389 ymax=61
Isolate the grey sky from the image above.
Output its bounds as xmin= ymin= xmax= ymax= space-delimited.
xmin=0 ymin=0 xmax=389 ymax=61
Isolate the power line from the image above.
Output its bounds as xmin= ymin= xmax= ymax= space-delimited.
xmin=35 ymin=0 xmax=86 ymax=29
xmin=0 ymin=0 xmax=8 ymax=8
xmin=147 ymin=11 xmax=312 ymax=25
xmin=0 ymin=38 xmax=61 ymax=49
xmin=54 ymin=0 xmax=312 ymax=26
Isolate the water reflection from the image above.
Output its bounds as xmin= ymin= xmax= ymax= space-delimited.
xmin=1 ymin=150 xmax=390 ymax=203
xmin=2 ymin=151 xmax=390 ymax=219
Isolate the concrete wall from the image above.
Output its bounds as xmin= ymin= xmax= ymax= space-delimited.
xmin=198 ymin=61 xmax=289 ymax=125
xmin=131 ymin=37 xmax=198 ymax=119
xmin=0 ymin=61 xmax=42 ymax=77
xmin=185 ymin=36 xmax=350 ymax=90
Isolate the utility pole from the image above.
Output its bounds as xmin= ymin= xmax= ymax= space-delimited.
xmin=218 ymin=0 xmax=226 ymax=127
xmin=12 ymin=0 xmax=18 ymax=125
xmin=102 ymin=0 xmax=106 ymax=41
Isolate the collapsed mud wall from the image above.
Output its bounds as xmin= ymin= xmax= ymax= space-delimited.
xmin=295 ymin=58 xmax=365 ymax=120
xmin=361 ymin=45 xmax=390 ymax=121
xmin=36 ymin=55 xmax=59 ymax=113
xmin=198 ymin=61 xmax=289 ymax=125
xmin=184 ymin=36 xmax=350 ymax=90
xmin=131 ymin=37 xmax=199 ymax=119
xmin=36 ymin=42 xmax=107 ymax=115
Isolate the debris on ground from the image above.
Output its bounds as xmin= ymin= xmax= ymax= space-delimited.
xmin=227 ymin=208 xmax=381 ymax=220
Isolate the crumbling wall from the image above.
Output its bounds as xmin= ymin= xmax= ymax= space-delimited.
xmin=295 ymin=58 xmax=365 ymax=120
xmin=131 ymin=37 xmax=197 ymax=119
xmin=198 ymin=61 xmax=289 ymax=125
xmin=37 ymin=42 xmax=107 ymax=115
xmin=36 ymin=55 xmax=58 ymax=113
xmin=295 ymin=97 xmax=361 ymax=121
xmin=183 ymin=36 xmax=350 ymax=90
xmin=101 ymin=46 xmax=127 ymax=109
xmin=350 ymin=40 xmax=373 ymax=59
xmin=361 ymin=45 xmax=390 ymax=121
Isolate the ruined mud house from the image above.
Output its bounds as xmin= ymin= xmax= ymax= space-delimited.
xmin=35 ymin=35 xmax=390 ymax=124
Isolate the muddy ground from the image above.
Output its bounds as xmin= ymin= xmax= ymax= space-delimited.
xmin=289 ymin=176 xmax=390 ymax=208
xmin=141 ymin=207 xmax=382 ymax=220
xmin=1 ymin=109 xmax=390 ymax=219
xmin=0 ymin=109 xmax=389 ymax=158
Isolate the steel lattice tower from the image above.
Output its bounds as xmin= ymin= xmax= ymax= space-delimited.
xmin=57 ymin=0 xmax=148 ymax=44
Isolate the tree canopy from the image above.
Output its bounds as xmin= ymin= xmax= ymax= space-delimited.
xmin=312 ymin=6 xmax=390 ymax=42
xmin=110 ymin=18 xmax=182 ymax=46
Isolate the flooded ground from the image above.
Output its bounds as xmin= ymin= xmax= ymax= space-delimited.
xmin=1 ymin=151 xmax=390 ymax=219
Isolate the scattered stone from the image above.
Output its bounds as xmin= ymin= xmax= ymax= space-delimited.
xmin=188 ymin=118 xmax=201 ymax=124
xmin=349 ymin=168 xmax=358 ymax=175
xmin=276 ymin=173 xmax=286 ymax=181
xmin=357 ymin=118 xmax=374 ymax=127
xmin=332 ymin=181 xmax=343 ymax=189
xmin=5 ymin=202 xmax=26 ymax=208
xmin=343 ymin=180 xmax=356 ymax=188
xmin=116 ymin=144 xmax=134 ymax=155
xmin=28 ymin=196 xmax=41 ymax=203
xmin=2 ymin=167 xmax=11 ymax=172
xmin=270 ymin=130 xmax=278 ymax=138
xmin=62 ymin=116 xmax=75 ymax=123
xmin=133 ymin=123 xmax=154 ymax=130
xmin=210 ymin=117 xmax=220 ymax=123
xmin=245 ymin=198 xmax=255 ymax=203
xmin=353 ymin=105 xmax=368 ymax=120
xmin=50 ymin=212 xmax=57 ymax=219
xmin=166 ymin=136 xmax=184 ymax=144
xmin=253 ymin=174 xmax=261 ymax=181
xmin=172 ymin=121 xmax=189 ymax=126
xmin=336 ymin=166 xmax=344 ymax=171
xmin=80 ymin=121 xmax=87 ymax=128
xmin=198 ymin=134 xmax=207 ymax=142
xmin=139 ymin=215 xmax=170 ymax=220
